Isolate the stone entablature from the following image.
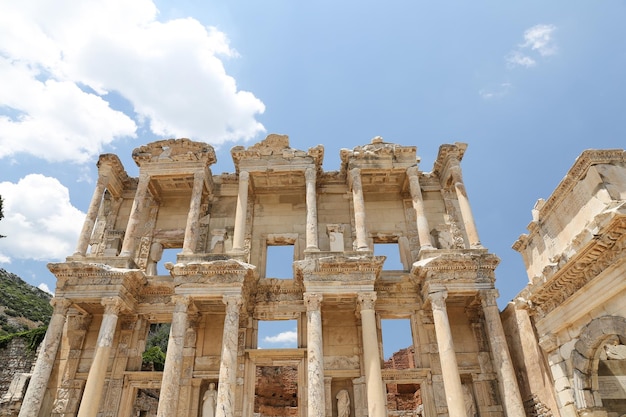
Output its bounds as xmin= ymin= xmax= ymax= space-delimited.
xmin=14 ymin=134 xmax=526 ymax=417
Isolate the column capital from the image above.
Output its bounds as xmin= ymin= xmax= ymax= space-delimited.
xmin=305 ymin=166 xmax=316 ymax=182
xmin=304 ymin=293 xmax=323 ymax=311
xmin=101 ymin=297 xmax=125 ymax=315
xmin=51 ymin=298 xmax=72 ymax=315
xmin=357 ymin=292 xmax=377 ymax=311
xmin=171 ymin=295 xmax=192 ymax=312
xmin=406 ymin=165 xmax=419 ymax=177
xmin=429 ymin=290 xmax=448 ymax=310
xmin=349 ymin=167 xmax=362 ymax=188
xmin=223 ymin=294 xmax=243 ymax=311
xmin=138 ymin=172 xmax=151 ymax=183
xmin=480 ymin=289 xmax=499 ymax=308
xmin=238 ymin=170 xmax=250 ymax=181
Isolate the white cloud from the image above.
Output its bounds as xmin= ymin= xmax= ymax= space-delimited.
xmin=0 ymin=0 xmax=265 ymax=164
xmin=506 ymin=51 xmax=536 ymax=68
xmin=521 ymin=24 xmax=557 ymax=56
xmin=479 ymin=83 xmax=513 ymax=100
xmin=38 ymin=282 xmax=54 ymax=295
xmin=506 ymin=24 xmax=556 ymax=68
xmin=0 ymin=174 xmax=84 ymax=262
xmin=263 ymin=330 xmax=298 ymax=345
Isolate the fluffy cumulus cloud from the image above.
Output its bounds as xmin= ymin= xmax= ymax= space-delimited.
xmin=0 ymin=175 xmax=84 ymax=262
xmin=263 ymin=330 xmax=298 ymax=345
xmin=506 ymin=24 xmax=557 ymax=68
xmin=0 ymin=0 xmax=265 ymax=164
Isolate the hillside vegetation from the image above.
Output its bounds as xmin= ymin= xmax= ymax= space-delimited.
xmin=0 ymin=268 xmax=52 ymax=336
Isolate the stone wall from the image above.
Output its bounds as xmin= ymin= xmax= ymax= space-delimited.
xmin=0 ymin=337 xmax=38 ymax=417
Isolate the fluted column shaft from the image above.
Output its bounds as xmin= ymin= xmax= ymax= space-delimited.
xmin=449 ymin=162 xmax=481 ymax=248
xmin=350 ymin=168 xmax=369 ymax=251
xmin=18 ymin=299 xmax=71 ymax=417
xmin=429 ymin=291 xmax=467 ymax=417
xmin=120 ymin=173 xmax=151 ymax=257
xmin=156 ymin=295 xmax=190 ymax=417
xmin=305 ymin=167 xmax=319 ymax=251
xmin=357 ymin=292 xmax=386 ymax=417
xmin=304 ymin=293 xmax=325 ymax=417
xmin=480 ymin=290 xmax=525 ymax=417
xmin=77 ymin=297 xmax=124 ymax=417
xmin=183 ymin=171 xmax=206 ymax=254
xmin=406 ymin=166 xmax=434 ymax=249
xmin=232 ymin=171 xmax=249 ymax=252
xmin=216 ymin=295 xmax=243 ymax=417
xmin=75 ymin=176 xmax=108 ymax=255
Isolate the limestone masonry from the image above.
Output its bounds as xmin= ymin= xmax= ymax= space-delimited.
xmin=3 ymin=135 xmax=625 ymax=417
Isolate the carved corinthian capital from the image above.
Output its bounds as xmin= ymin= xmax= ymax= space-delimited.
xmin=357 ymin=292 xmax=377 ymax=311
xmin=304 ymin=293 xmax=323 ymax=311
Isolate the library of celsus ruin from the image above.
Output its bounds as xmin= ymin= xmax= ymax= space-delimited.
xmin=10 ymin=135 xmax=626 ymax=417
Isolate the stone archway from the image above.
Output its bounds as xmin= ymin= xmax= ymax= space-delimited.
xmin=571 ymin=316 xmax=626 ymax=414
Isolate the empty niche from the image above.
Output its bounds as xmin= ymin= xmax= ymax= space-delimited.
xmin=381 ymin=318 xmax=414 ymax=367
xmin=265 ymin=245 xmax=294 ymax=279
xmin=258 ymin=320 xmax=298 ymax=349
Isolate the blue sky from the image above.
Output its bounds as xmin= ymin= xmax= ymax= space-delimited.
xmin=1 ymin=1 xmax=625 ymax=354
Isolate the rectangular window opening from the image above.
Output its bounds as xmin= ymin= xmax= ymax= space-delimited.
xmin=258 ymin=319 xmax=298 ymax=349
xmin=142 ymin=323 xmax=171 ymax=371
xmin=156 ymin=247 xmax=178 ymax=275
xmin=374 ymin=242 xmax=404 ymax=271
xmin=381 ymin=318 xmax=414 ymax=366
xmin=255 ymin=365 xmax=298 ymax=416
xmin=265 ymin=245 xmax=294 ymax=279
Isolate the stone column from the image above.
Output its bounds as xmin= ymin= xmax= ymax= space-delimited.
xmin=183 ymin=171 xmax=206 ymax=254
xmin=406 ymin=166 xmax=434 ymax=249
xmin=18 ymin=298 xmax=72 ymax=417
xmin=480 ymin=290 xmax=525 ymax=417
xmin=449 ymin=161 xmax=481 ymax=248
xmin=156 ymin=295 xmax=190 ymax=417
xmin=305 ymin=167 xmax=319 ymax=251
xmin=429 ymin=291 xmax=467 ymax=417
xmin=357 ymin=292 xmax=386 ymax=417
xmin=304 ymin=293 xmax=325 ymax=417
xmin=216 ymin=294 xmax=243 ymax=417
xmin=75 ymin=176 xmax=108 ymax=255
xmin=120 ymin=172 xmax=151 ymax=257
xmin=77 ymin=297 xmax=124 ymax=417
xmin=350 ymin=168 xmax=369 ymax=251
xmin=232 ymin=171 xmax=250 ymax=253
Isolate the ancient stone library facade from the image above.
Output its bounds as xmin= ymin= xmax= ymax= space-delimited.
xmin=4 ymin=135 xmax=626 ymax=417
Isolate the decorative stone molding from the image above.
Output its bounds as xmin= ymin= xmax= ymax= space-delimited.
xmin=132 ymin=138 xmax=216 ymax=165
xmin=526 ymin=217 xmax=626 ymax=317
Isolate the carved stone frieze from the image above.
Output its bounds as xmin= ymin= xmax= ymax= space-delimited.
xmin=132 ymin=138 xmax=217 ymax=165
xmin=527 ymin=216 xmax=626 ymax=317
